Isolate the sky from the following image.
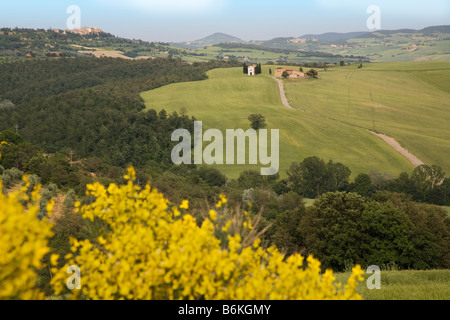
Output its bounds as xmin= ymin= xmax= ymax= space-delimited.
xmin=0 ymin=0 xmax=449 ymax=42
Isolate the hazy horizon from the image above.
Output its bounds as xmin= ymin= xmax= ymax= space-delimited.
xmin=1 ymin=0 xmax=449 ymax=42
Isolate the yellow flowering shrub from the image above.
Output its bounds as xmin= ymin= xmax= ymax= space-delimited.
xmin=0 ymin=170 xmax=54 ymax=300
xmin=51 ymin=167 xmax=364 ymax=300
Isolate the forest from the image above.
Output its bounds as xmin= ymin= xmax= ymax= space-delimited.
xmin=0 ymin=57 xmax=239 ymax=167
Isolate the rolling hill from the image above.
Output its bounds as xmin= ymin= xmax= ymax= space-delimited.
xmin=141 ymin=64 xmax=435 ymax=178
xmin=141 ymin=61 xmax=450 ymax=178
xmin=170 ymin=26 xmax=450 ymax=62
xmin=298 ymin=31 xmax=370 ymax=42
xmin=171 ymin=32 xmax=245 ymax=49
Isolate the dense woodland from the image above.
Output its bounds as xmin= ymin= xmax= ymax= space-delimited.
xmin=0 ymin=57 xmax=239 ymax=167
xmin=0 ymin=56 xmax=449 ymax=295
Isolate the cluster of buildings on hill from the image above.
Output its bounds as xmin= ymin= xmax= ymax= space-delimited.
xmin=52 ymin=26 xmax=103 ymax=35
xmin=273 ymin=68 xmax=308 ymax=79
xmin=247 ymin=65 xmax=308 ymax=79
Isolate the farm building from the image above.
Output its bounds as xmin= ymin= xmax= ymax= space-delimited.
xmin=274 ymin=68 xmax=308 ymax=79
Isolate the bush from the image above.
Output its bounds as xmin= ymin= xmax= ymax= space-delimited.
xmin=1 ymin=173 xmax=12 ymax=191
xmin=306 ymin=69 xmax=319 ymax=78
xmin=267 ymin=192 xmax=306 ymax=256
xmin=47 ymin=183 xmax=59 ymax=194
xmin=372 ymin=192 xmax=450 ymax=269
xmin=4 ymin=167 xmax=24 ymax=181
xmin=301 ymin=191 xmax=450 ymax=272
xmin=247 ymin=114 xmax=266 ymax=130
xmin=0 ymin=175 xmax=53 ymax=299
xmin=197 ymin=166 xmax=227 ymax=187
xmin=39 ymin=189 xmax=55 ymax=220
xmin=50 ymin=167 xmax=364 ymax=300
xmin=301 ymin=192 xmax=367 ymax=271
xmin=26 ymin=174 xmax=41 ymax=195
xmin=1 ymin=167 xmax=24 ymax=190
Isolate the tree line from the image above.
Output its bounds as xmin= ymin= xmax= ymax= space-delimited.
xmin=2 ymin=134 xmax=449 ymax=274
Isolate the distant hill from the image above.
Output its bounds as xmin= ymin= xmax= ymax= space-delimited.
xmin=258 ymin=37 xmax=296 ymax=48
xmin=171 ymin=32 xmax=244 ymax=49
xmin=251 ymin=25 xmax=450 ymax=62
xmin=356 ymin=25 xmax=450 ymax=38
xmin=195 ymin=32 xmax=244 ymax=44
xmin=3 ymin=25 xmax=450 ymax=63
xmin=299 ymin=32 xmax=370 ymax=42
xmin=298 ymin=26 xmax=450 ymax=41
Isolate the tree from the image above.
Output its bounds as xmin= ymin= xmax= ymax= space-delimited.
xmin=327 ymin=161 xmax=351 ymax=191
xmin=287 ymin=157 xmax=329 ymax=198
xmin=306 ymin=69 xmax=319 ymax=78
xmin=301 ymin=191 xmax=417 ymax=271
xmin=412 ymin=164 xmax=445 ymax=202
xmin=0 ymin=130 xmax=23 ymax=145
xmin=300 ymin=192 xmax=368 ymax=271
xmin=269 ymin=194 xmax=306 ymax=256
xmin=248 ymin=114 xmax=266 ymax=130
xmin=282 ymin=71 xmax=289 ymax=79
xmin=254 ymin=63 xmax=262 ymax=75
xmin=197 ymin=166 xmax=227 ymax=187
xmin=368 ymin=170 xmax=392 ymax=190
xmin=238 ymin=170 xmax=265 ymax=189
xmin=299 ymin=67 xmax=303 ymax=72
xmin=349 ymin=173 xmax=375 ymax=197
xmin=340 ymin=61 xmax=345 ymax=67
xmin=372 ymin=191 xmax=450 ymax=269
xmin=243 ymin=63 xmax=248 ymax=74
xmin=269 ymin=68 xmax=272 ymax=75
xmin=387 ymin=172 xmax=415 ymax=195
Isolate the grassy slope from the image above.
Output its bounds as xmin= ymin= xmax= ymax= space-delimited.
xmin=336 ymin=270 xmax=450 ymax=300
xmin=141 ymin=65 xmax=414 ymax=178
xmin=285 ymin=61 xmax=450 ymax=175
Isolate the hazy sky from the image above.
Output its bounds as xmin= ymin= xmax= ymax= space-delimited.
xmin=1 ymin=0 xmax=449 ymax=42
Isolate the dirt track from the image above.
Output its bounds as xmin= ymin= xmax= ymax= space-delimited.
xmin=371 ymin=132 xmax=425 ymax=167
xmin=270 ymin=76 xmax=293 ymax=110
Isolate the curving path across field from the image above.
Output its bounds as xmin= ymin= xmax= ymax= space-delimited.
xmin=370 ymin=132 xmax=425 ymax=167
xmin=270 ymin=76 xmax=293 ymax=110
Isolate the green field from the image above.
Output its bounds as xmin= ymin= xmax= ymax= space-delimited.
xmin=285 ymin=61 xmax=450 ymax=175
xmin=336 ymin=270 xmax=450 ymax=300
xmin=176 ymin=45 xmax=344 ymax=64
xmin=141 ymin=61 xmax=450 ymax=178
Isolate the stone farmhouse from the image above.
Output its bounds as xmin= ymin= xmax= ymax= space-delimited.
xmin=274 ymin=68 xmax=308 ymax=79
